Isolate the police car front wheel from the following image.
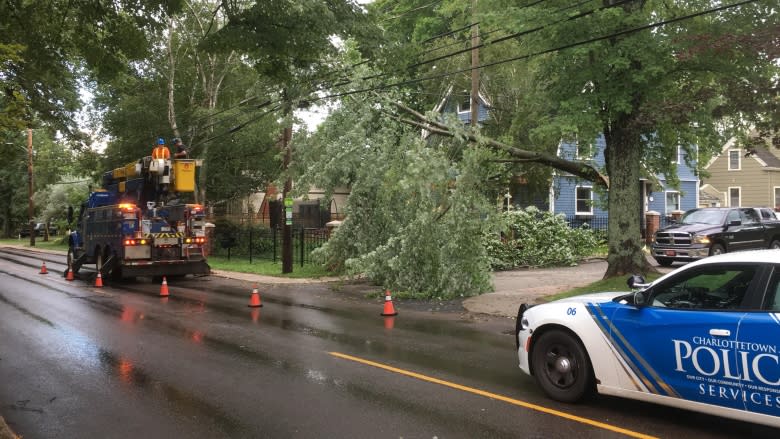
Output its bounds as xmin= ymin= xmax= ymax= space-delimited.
xmin=531 ymin=330 xmax=594 ymax=403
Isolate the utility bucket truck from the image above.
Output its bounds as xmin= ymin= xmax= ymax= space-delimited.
xmin=66 ymin=154 xmax=210 ymax=280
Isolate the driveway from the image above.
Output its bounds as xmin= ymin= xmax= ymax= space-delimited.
xmin=464 ymin=256 xmax=675 ymax=317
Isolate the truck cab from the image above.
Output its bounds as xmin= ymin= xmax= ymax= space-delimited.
xmin=651 ymin=207 xmax=780 ymax=266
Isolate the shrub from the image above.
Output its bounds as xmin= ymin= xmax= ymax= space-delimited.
xmin=485 ymin=207 xmax=601 ymax=269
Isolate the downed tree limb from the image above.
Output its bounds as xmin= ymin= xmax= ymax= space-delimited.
xmin=389 ymin=100 xmax=610 ymax=188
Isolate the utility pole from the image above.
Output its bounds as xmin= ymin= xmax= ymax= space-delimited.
xmin=27 ymin=128 xmax=35 ymax=247
xmin=281 ymin=94 xmax=293 ymax=274
xmin=470 ymin=0 xmax=480 ymax=129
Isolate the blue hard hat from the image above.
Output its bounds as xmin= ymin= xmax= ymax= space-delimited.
xmin=157 ymin=137 xmax=165 ymax=145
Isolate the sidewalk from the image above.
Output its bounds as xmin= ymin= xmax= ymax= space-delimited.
xmin=463 ymin=258 xmax=610 ymax=317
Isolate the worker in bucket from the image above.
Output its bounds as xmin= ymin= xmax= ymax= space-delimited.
xmin=152 ymin=137 xmax=170 ymax=159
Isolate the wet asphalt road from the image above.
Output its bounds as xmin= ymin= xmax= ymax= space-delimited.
xmin=0 ymin=247 xmax=776 ymax=438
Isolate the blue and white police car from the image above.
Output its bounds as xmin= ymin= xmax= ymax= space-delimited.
xmin=516 ymin=250 xmax=780 ymax=428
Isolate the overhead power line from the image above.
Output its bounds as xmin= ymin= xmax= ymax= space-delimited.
xmin=420 ymin=22 xmax=479 ymax=44
xmin=194 ymin=0 xmax=760 ymax=142
xmin=382 ymin=1 xmax=443 ymax=21
xmin=316 ymin=0 xmax=761 ymax=102
xmin=408 ymin=0 xmax=637 ymax=70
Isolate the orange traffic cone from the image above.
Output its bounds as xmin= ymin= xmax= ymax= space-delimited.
xmin=159 ymin=276 xmax=169 ymax=297
xmin=39 ymin=261 xmax=48 ymax=274
xmin=94 ymin=272 xmax=103 ymax=288
xmin=65 ymin=267 xmax=74 ymax=281
xmin=381 ymin=290 xmax=398 ymax=316
xmin=248 ymin=285 xmax=263 ymax=308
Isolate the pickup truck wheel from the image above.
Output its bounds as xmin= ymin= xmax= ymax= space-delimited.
xmin=655 ymin=257 xmax=673 ymax=267
xmin=709 ymin=243 xmax=726 ymax=256
xmin=770 ymin=240 xmax=780 ymax=250
xmin=531 ymin=330 xmax=594 ymax=403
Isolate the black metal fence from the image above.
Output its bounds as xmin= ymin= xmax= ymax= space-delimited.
xmin=565 ymin=215 xmax=676 ymax=238
xmin=209 ymin=225 xmax=330 ymax=266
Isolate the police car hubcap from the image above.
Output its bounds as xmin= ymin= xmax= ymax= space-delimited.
xmin=555 ymin=357 xmax=572 ymax=374
xmin=545 ymin=346 xmax=577 ymax=387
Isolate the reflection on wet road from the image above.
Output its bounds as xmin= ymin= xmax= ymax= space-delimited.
xmin=0 ymin=250 xmax=776 ymax=438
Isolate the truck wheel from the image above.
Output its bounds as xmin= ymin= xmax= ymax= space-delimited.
xmin=709 ymin=243 xmax=726 ymax=256
xmin=531 ymin=330 xmax=594 ymax=403
xmin=655 ymin=257 xmax=673 ymax=267
xmin=770 ymin=240 xmax=780 ymax=250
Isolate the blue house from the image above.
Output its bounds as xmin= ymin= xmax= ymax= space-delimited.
xmin=547 ymin=136 xmax=699 ymax=229
xmin=429 ymin=85 xmax=491 ymax=129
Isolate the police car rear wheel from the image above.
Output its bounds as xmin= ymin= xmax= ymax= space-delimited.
xmin=531 ymin=330 xmax=594 ymax=403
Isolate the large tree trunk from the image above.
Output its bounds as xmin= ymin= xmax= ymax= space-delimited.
xmin=603 ymin=119 xmax=653 ymax=278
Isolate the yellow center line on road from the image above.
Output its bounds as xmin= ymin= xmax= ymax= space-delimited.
xmin=329 ymin=352 xmax=658 ymax=439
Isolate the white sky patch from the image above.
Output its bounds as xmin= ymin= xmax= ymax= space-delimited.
xmin=77 ymin=85 xmax=109 ymax=153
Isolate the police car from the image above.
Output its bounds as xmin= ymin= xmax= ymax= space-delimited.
xmin=516 ymin=250 xmax=780 ymax=428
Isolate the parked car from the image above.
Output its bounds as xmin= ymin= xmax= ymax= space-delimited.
xmin=515 ymin=249 xmax=780 ymax=428
xmin=651 ymin=207 xmax=780 ymax=266
xmin=18 ymin=222 xmax=58 ymax=237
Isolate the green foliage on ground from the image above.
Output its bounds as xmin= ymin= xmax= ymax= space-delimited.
xmin=297 ymin=85 xmax=499 ymax=299
xmin=485 ymin=207 xmax=602 ymax=269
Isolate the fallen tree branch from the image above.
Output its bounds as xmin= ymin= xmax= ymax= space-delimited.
xmin=389 ymin=100 xmax=610 ymax=188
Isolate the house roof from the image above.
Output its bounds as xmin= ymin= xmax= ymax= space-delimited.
xmin=704 ymin=136 xmax=780 ymax=170
xmin=747 ymin=146 xmax=780 ymax=168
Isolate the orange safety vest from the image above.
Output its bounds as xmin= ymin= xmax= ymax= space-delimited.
xmin=152 ymin=146 xmax=170 ymax=159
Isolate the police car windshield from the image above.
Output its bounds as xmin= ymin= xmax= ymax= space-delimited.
xmin=680 ymin=209 xmax=726 ymax=225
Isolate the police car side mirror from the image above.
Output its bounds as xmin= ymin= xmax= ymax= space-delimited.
xmin=633 ymin=290 xmax=648 ymax=307
xmin=627 ymin=274 xmax=647 ymax=289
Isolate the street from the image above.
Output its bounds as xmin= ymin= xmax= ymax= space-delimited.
xmin=0 ymin=247 xmax=775 ymax=438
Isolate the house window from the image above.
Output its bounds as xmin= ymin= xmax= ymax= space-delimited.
xmin=671 ymin=146 xmax=680 ymax=164
xmin=665 ymin=191 xmax=680 ymax=213
xmin=729 ymin=187 xmax=741 ymax=207
xmin=728 ymin=150 xmax=741 ymax=170
xmin=775 ymin=187 xmax=780 ymax=210
xmin=575 ymin=186 xmax=593 ymax=215
xmin=457 ymin=96 xmax=470 ymax=114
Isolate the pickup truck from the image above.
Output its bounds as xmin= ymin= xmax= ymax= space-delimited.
xmin=650 ymin=207 xmax=780 ymax=266
xmin=18 ymin=222 xmax=58 ymax=238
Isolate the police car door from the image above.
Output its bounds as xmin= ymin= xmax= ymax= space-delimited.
xmin=734 ymin=264 xmax=780 ymax=419
xmin=609 ymin=263 xmax=756 ymax=411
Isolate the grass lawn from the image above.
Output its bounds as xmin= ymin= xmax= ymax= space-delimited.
xmin=0 ymin=237 xmax=68 ymax=252
xmin=202 ymin=256 xmax=333 ymax=279
xmin=546 ymin=271 xmax=664 ymax=302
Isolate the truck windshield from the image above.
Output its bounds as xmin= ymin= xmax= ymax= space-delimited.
xmin=681 ymin=209 xmax=727 ymax=225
